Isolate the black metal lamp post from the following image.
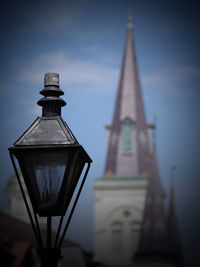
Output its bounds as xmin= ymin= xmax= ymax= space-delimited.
xmin=8 ymin=73 xmax=92 ymax=267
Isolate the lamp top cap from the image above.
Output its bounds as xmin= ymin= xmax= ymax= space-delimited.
xmin=44 ymin=73 xmax=59 ymax=87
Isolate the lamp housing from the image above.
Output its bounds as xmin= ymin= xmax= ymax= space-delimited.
xmin=8 ymin=73 xmax=92 ymax=266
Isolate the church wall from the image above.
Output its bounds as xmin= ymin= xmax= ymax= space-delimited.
xmin=93 ymin=179 xmax=147 ymax=266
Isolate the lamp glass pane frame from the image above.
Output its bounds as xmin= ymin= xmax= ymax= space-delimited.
xmin=9 ymin=145 xmax=91 ymax=217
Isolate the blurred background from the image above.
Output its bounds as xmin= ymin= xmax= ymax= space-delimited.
xmin=0 ymin=0 xmax=200 ymax=266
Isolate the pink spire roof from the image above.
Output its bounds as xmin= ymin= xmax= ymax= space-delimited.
xmin=136 ymin=165 xmax=183 ymax=265
xmin=167 ymin=170 xmax=184 ymax=266
xmin=137 ymin=150 xmax=170 ymax=254
xmin=104 ymin=16 xmax=150 ymax=178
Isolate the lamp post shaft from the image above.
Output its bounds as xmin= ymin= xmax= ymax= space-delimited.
xmin=47 ymin=216 xmax=52 ymax=248
xmin=38 ymin=248 xmax=61 ymax=267
xmin=40 ymin=258 xmax=58 ymax=267
xmin=41 ymin=259 xmax=58 ymax=267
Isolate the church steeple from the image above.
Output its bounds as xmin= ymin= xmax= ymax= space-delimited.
xmin=104 ymin=15 xmax=172 ymax=254
xmin=135 ymin=162 xmax=183 ymax=266
xmin=104 ymin=14 xmax=177 ymax=260
xmin=105 ymin=16 xmax=150 ymax=178
xmin=94 ymin=15 xmax=183 ymax=267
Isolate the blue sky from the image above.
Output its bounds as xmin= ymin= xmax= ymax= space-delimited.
xmin=0 ymin=0 xmax=200 ymax=265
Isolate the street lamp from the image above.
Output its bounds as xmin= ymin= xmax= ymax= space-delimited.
xmin=8 ymin=73 xmax=92 ymax=267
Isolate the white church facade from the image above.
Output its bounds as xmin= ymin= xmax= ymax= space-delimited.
xmin=93 ymin=17 xmax=182 ymax=267
xmin=93 ymin=177 xmax=147 ymax=266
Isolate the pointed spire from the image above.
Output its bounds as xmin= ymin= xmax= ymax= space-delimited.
xmin=168 ymin=166 xmax=177 ymax=229
xmin=168 ymin=166 xmax=176 ymax=217
xmin=167 ymin=166 xmax=184 ymax=266
xmin=135 ymin=164 xmax=183 ymax=265
xmin=169 ymin=166 xmax=176 ymax=209
xmin=168 ymin=166 xmax=177 ymax=230
xmin=137 ymin=150 xmax=169 ymax=254
xmin=104 ymin=16 xmax=150 ymax=178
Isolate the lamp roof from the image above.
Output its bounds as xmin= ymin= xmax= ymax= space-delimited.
xmin=14 ymin=116 xmax=77 ymax=146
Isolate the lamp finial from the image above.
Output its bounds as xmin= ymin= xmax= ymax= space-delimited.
xmin=38 ymin=73 xmax=66 ymax=117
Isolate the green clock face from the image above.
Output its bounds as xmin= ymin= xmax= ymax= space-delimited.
xmin=139 ymin=131 xmax=147 ymax=145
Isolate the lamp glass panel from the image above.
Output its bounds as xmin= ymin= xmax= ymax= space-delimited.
xmin=19 ymin=150 xmax=71 ymax=216
xmin=35 ymin=163 xmax=65 ymax=211
xmin=61 ymin=158 xmax=84 ymax=213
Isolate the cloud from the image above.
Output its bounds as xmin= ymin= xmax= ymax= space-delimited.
xmin=141 ymin=74 xmax=164 ymax=85
xmin=15 ymin=51 xmax=119 ymax=92
xmin=142 ymin=66 xmax=200 ymax=84
xmin=141 ymin=66 xmax=200 ymax=97
xmin=171 ymin=66 xmax=200 ymax=78
xmin=81 ymin=46 xmax=120 ymax=65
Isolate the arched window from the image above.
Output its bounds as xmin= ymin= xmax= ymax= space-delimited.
xmin=121 ymin=118 xmax=134 ymax=154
